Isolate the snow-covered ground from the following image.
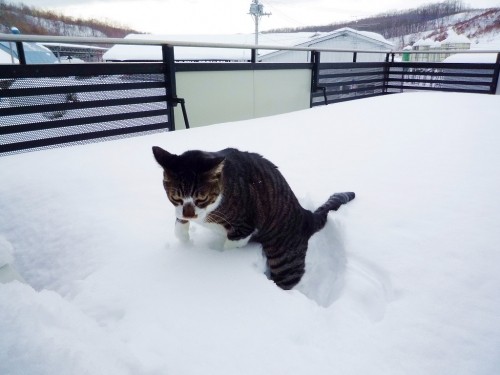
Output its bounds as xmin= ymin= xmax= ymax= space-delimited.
xmin=1 ymin=92 xmax=500 ymax=375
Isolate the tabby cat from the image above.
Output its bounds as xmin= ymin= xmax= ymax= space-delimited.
xmin=152 ymin=146 xmax=355 ymax=290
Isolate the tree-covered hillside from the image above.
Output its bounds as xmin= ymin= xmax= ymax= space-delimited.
xmin=0 ymin=0 xmax=138 ymax=37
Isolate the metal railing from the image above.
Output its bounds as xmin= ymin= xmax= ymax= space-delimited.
xmin=1 ymin=34 xmax=499 ymax=155
xmin=311 ymin=50 xmax=500 ymax=105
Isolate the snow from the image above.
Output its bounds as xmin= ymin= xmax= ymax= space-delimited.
xmin=104 ymin=32 xmax=322 ymax=61
xmin=1 ymin=92 xmax=500 ymax=375
xmin=442 ymin=28 xmax=471 ymax=44
xmin=444 ymin=52 xmax=498 ymax=63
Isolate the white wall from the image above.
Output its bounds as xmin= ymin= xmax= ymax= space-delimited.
xmin=174 ymin=69 xmax=312 ymax=129
xmin=261 ymin=35 xmax=390 ymax=63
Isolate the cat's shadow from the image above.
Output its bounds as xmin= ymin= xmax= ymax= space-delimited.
xmin=295 ymin=220 xmax=347 ymax=308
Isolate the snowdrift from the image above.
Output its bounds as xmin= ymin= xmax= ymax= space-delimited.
xmin=1 ymin=92 xmax=499 ymax=375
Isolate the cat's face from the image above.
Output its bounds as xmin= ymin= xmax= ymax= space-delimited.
xmin=152 ymin=146 xmax=224 ymax=221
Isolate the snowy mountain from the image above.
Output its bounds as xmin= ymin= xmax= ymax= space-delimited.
xmin=390 ymin=8 xmax=500 ymax=49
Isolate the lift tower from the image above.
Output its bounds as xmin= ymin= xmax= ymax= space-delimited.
xmin=248 ymin=0 xmax=271 ymax=46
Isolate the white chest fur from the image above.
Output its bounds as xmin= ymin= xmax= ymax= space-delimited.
xmin=174 ymin=213 xmax=252 ymax=249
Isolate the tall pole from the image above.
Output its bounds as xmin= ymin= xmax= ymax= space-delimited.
xmin=248 ymin=0 xmax=271 ymax=46
xmin=254 ymin=11 xmax=258 ymax=45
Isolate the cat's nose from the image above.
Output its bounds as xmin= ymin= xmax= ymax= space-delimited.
xmin=182 ymin=202 xmax=197 ymax=219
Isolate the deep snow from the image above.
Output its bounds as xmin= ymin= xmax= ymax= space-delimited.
xmin=1 ymin=92 xmax=500 ymax=375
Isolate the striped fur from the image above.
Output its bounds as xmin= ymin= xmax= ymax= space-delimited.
xmin=153 ymin=146 xmax=355 ymax=290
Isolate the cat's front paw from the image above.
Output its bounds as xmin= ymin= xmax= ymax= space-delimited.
xmin=175 ymin=219 xmax=190 ymax=242
xmin=223 ymin=235 xmax=252 ymax=250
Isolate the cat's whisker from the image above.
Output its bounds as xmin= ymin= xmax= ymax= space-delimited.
xmin=206 ymin=211 xmax=234 ymax=230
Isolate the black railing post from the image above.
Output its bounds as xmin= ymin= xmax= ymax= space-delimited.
xmin=491 ymin=52 xmax=500 ymax=95
xmin=15 ymin=42 xmax=27 ymax=65
xmin=353 ymin=52 xmax=357 ymax=63
xmin=251 ymin=48 xmax=257 ymax=63
xmin=162 ymin=45 xmax=177 ymax=130
xmin=310 ymin=51 xmax=327 ymax=106
xmin=383 ymin=54 xmax=391 ymax=94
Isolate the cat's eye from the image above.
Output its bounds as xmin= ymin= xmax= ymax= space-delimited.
xmin=194 ymin=190 xmax=211 ymax=206
xmin=168 ymin=189 xmax=183 ymax=205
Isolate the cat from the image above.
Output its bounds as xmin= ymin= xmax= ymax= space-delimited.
xmin=152 ymin=146 xmax=355 ymax=290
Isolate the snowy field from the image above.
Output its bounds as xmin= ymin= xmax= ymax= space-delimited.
xmin=1 ymin=92 xmax=500 ymax=375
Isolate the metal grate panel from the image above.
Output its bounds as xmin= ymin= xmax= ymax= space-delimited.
xmin=386 ymin=62 xmax=497 ymax=94
xmin=0 ymin=63 xmax=172 ymax=155
xmin=312 ymin=62 xmax=388 ymax=106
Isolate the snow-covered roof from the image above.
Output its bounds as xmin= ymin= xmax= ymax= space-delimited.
xmin=301 ymin=27 xmax=393 ymax=48
xmin=40 ymin=42 xmax=108 ymax=51
xmin=442 ymin=29 xmax=471 ymax=45
xmin=430 ymin=40 xmax=442 ymax=48
xmin=413 ymin=38 xmax=432 ymax=47
xmin=103 ymin=29 xmax=393 ymax=62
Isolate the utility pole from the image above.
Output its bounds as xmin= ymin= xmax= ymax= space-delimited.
xmin=248 ymin=0 xmax=271 ymax=46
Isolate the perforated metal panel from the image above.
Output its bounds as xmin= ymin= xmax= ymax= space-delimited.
xmin=0 ymin=63 xmax=172 ymax=155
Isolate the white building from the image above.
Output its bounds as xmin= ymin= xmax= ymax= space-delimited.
xmin=260 ymin=28 xmax=393 ymax=63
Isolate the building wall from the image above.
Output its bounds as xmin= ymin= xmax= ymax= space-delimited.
xmin=261 ymin=35 xmax=390 ymax=63
xmin=174 ymin=68 xmax=312 ymax=129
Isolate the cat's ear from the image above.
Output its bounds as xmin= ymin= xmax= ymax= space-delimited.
xmin=152 ymin=146 xmax=176 ymax=168
xmin=207 ymin=156 xmax=225 ymax=178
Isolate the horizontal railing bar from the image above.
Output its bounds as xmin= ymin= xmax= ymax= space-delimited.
xmin=388 ymin=70 xmax=494 ymax=78
xmin=2 ymin=34 xmax=498 ymax=55
xmin=1 ymin=81 xmax=165 ymax=98
xmin=0 ymin=96 xmax=167 ymax=116
xmin=0 ymin=123 xmax=168 ymax=154
xmin=387 ymin=77 xmax=492 ymax=85
xmin=175 ymin=62 xmax=312 ymax=72
xmin=0 ymin=34 xmax=393 ymax=54
xmin=319 ymin=71 xmax=386 ymax=79
xmin=385 ymin=84 xmax=490 ymax=93
xmin=0 ymin=109 xmax=169 ymax=135
xmin=317 ymin=62 xmax=387 ymax=69
xmin=0 ymin=62 xmax=164 ymax=78
xmin=388 ymin=62 xmax=496 ymax=70
xmin=318 ymin=78 xmax=386 ymax=87
xmin=314 ymin=86 xmax=385 ymax=96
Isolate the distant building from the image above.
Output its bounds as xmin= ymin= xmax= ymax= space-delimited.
xmin=410 ymin=29 xmax=471 ymax=63
xmin=440 ymin=29 xmax=471 ymax=60
xmin=260 ymin=28 xmax=393 ymax=63
xmin=40 ymin=43 xmax=108 ymax=62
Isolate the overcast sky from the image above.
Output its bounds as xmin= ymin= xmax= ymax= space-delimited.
xmin=14 ymin=0 xmax=500 ymax=34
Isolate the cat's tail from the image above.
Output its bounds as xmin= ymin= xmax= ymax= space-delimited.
xmin=312 ymin=192 xmax=355 ymax=234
